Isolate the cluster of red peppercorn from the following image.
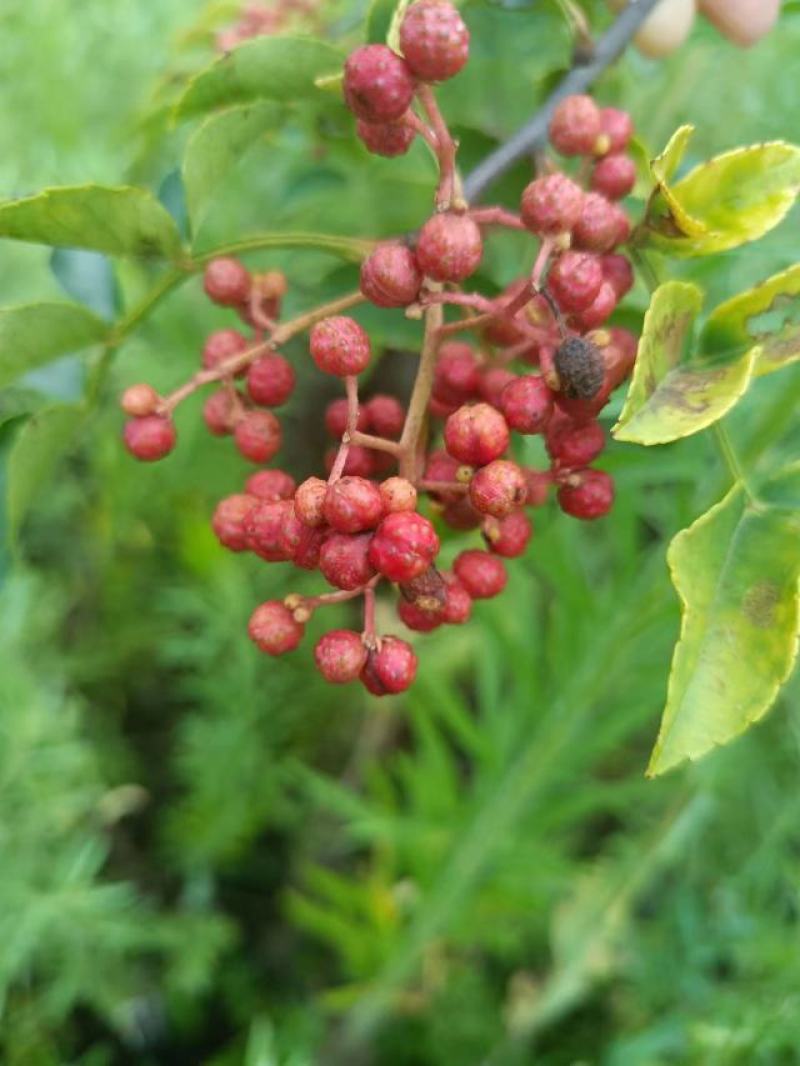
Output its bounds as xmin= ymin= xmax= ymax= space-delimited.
xmin=121 ymin=0 xmax=640 ymax=696
xmin=215 ymin=0 xmax=322 ymax=53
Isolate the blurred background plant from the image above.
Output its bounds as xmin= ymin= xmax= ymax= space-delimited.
xmin=1 ymin=1 xmax=800 ymax=1063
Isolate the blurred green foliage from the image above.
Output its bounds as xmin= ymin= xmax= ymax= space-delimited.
xmin=1 ymin=1 xmax=800 ymax=1062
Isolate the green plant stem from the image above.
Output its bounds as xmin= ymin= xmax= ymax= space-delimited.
xmin=713 ymin=422 xmax=757 ymax=503
xmin=194 ymin=233 xmax=374 ymax=264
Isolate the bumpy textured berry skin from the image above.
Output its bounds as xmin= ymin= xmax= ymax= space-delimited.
xmin=606 ymin=327 xmax=638 ymax=387
xmin=324 ymin=445 xmax=376 ymax=479
xmin=360 ymin=242 xmax=422 ymax=308
xmin=548 ymin=252 xmax=603 ymax=313
xmin=245 ymin=469 xmax=296 ymax=501
xmin=523 ymin=468 xmax=552 ymax=508
xmin=319 ymin=533 xmax=376 ymax=590
xmin=610 ymin=203 xmax=631 ymax=245
xmin=234 ymin=409 xmax=282 ymax=463
xmin=557 ymin=469 xmax=614 ymax=520
xmin=361 ymin=637 xmax=418 ymax=695
xmin=547 ymin=416 xmax=605 ymax=468
xmin=202 ymin=328 xmax=249 ymax=371
xmin=203 ymin=257 xmax=251 ymax=307
xmin=500 ymin=375 xmax=553 ymax=435
xmin=599 ymin=108 xmax=633 ymax=154
xmin=399 ymin=0 xmax=470 ymax=82
xmin=248 ymin=601 xmax=304 ymax=655
xmin=123 ymin=415 xmax=176 ymax=461
xmin=554 ymin=337 xmax=605 ymax=400
xmin=369 ymin=511 xmax=440 ymax=582
xmin=314 ymin=630 xmax=368 ymax=684
xmin=356 ymin=118 xmax=416 ymax=157
xmin=469 ymin=459 xmax=527 ymax=518
xmin=479 ymin=367 xmax=516 ymax=409
xmin=380 ymin=476 xmax=417 ymax=513
xmin=520 ymin=173 xmax=584 ymax=236
xmin=483 ymin=509 xmax=532 ymax=558
xmin=247 ymin=500 xmax=293 ymax=561
xmin=444 ymin=403 xmax=509 ymax=465
xmin=572 ymin=280 xmax=617 ymax=332
xmin=441 ymin=496 xmax=481 ymax=530
xmin=549 ymin=94 xmax=601 ymax=156
xmin=294 ymin=476 xmax=329 ymax=527
xmin=591 ymin=154 xmax=636 ymax=201
xmin=423 ymin=449 xmax=462 ymax=501
xmin=365 ymin=394 xmax=405 ymax=438
xmin=433 ymin=342 xmax=481 ymax=406
xmin=203 ymin=389 xmax=238 ymax=435
xmin=601 ymin=254 xmax=634 ymax=299
xmin=280 ymin=509 xmax=325 ymax=570
xmin=324 ymin=476 xmax=384 ymax=533
xmin=453 ymin=550 xmax=507 ymax=599
xmin=416 ymin=213 xmax=483 ymax=283
xmin=121 ymin=383 xmax=159 ymax=417
xmin=441 ymin=574 xmax=472 ymax=624
xmin=325 ymin=397 xmax=369 ymax=439
xmin=398 ymin=597 xmax=442 ymax=632
xmin=212 ymin=493 xmax=257 ymax=551
xmin=343 ymin=44 xmax=415 ymax=123
xmin=246 ymin=354 xmax=296 ymax=407
xmin=310 ymin=316 xmax=371 ymax=377
xmin=572 ymin=193 xmax=621 ymax=253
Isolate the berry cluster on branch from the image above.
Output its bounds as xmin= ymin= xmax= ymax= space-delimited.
xmin=121 ymin=0 xmax=640 ymax=696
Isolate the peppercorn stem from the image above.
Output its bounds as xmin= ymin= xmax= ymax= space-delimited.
xmin=399 ymin=298 xmax=444 ymax=481
xmin=469 ymin=207 xmax=526 ymax=230
xmin=328 ymin=375 xmax=361 ymax=484
xmin=417 ymin=84 xmax=463 ymax=211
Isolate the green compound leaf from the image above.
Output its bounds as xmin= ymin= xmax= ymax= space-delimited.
xmin=648 ymin=477 xmax=800 ymax=776
xmin=648 ymin=125 xmax=708 ymax=239
xmin=702 ymin=263 xmax=800 ymax=377
xmin=642 ymin=141 xmax=800 ymax=257
xmin=0 ymin=303 xmax=109 ymax=389
xmin=6 ymin=403 xmax=85 ymax=544
xmin=0 ymin=186 xmax=184 ymax=260
xmin=614 ymin=281 xmax=755 ymax=445
xmin=182 ymin=102 xmax=282 ymax=232
xmin=174 ymin=35 xmax=342 ymax=120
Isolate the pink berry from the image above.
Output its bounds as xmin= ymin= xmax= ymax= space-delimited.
xmin=294 ymin=476 xmax=329 ymax=527
xmin=416 ymin=213 xmax=483 ymax=283
xmin=325 ymin=397 xmax=369 ymax=439
xmin=246 ymin=354 xmax=296 ymax=407
xmin=610 ymin=203 xmax=631 ymax=246
xmin=248 ymin=600 xmax=304 ymax=655
xmin=399 ymin=0 xmax=470 ymax=82
xmin=441 ymin=496 xmax=482 ymax=530
xmin=444 ymin=403 xmax=509 ymax=465
xmin=234 ymin=409 xmax=282 ymax=463
xmin=557 ymin=469 xmax=614 ymax=520
xmin=280 ymin=507 xmax=326 ymax=570
xmin=572 ymin=281 xmax=617 ymax=331
xmin=364 ymin=394 xmax=405 ymax=438
xmin=572 ymin=193 xmax=621 ymax=253
xmin=547 ymin=417 xmax=605 ymax=468
xmin=314 ymin=630 xmax=368 ymax=683
xmin=423 ymin=449 xmax=462 ymax=501
xmin=547 ymin=251 xmax=603 ymax=313
xmin=433 ymin=342 xmax=481 ymax=406
xmin=203 ymin=389 xmax=238 ymax=435
xmin=483 ymin=510 xmax=532 ymax=558
xmin=121 ymin=383 xmax=159 ymax=418
xmin=601 ymin=254 xmax=634 ymax=299
xmin=469 ymin=459 xmax=527 ymax=518
xmin=521 ymin=173 xmax=584 ymax=236
xmin=606 ymin=327 xmax=638 ymax=388
xmin=202 ymin=328 xmax=248 ymax=371
xmin=246 ymin=499 xmax=293 ymax=561
xmin=203 ymin=257 xmax=251 ymax=306
xmin=212 ymin=493 xmax=257 ymax=552
xmin=361 ymin=637 xmax=418 ymax=695
xmin=245 ymin=469 xmax=296 ymax=501
xmin=380 ymin=476 xmax=417 ymax=513
xmin=549 ymin=94 xmax=601 ymax=156
xmin=453 ymin=550 xmax=507 ymax=599
xmin=591 ymin=154 xmax=636 ymax=201
xmin=310 ymin=316 xmax=371 ymax=377
xmin=500 ymin=375 xmax=553 ymax=434
xmin=523 ymin=468 xmax=552 ymax=507
xmin=441 ymin=574 xmax=472 ymax=624
xmin=323 ymin=445 xmax=376 ymax=479
xmin=319 ymin=532 xmax=376 ymax=590
xmin=479 ymin=367 xmax=517 ymax=409
xmin=356 ymin=117 xmax=416 ymax=157
xmin=398 ymin=597 xmax=442 ymax=632
xmin=369 ymin=511 xmax=440 ymax=582
xmin=343 ymin=44 xmax=415 ymax=123
xmin=598 ymin=108 xmax=633 ymax=154
xmin=360 ymin=242 xmax=423 ymax=308
xmin=123 ymin=415 xmax=176 ymax=462
xmin=324 ymin=476 xmax=384 ymax=533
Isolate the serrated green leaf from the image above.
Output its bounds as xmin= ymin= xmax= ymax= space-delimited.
xmin=614 ymin=282 xmax=755 ymax=445
xmin=702 ymin=264 xmax=800 ymax=377
xmin=0 ymin=186 xmax=184 ymax=260
xmin=648 ymin=481 xmax=800 ymax=776
xmin=6 ymin=404 xmax=85 ymax=543
xmin=174 ymin=35 xmax=342 ymax=120
xmin=182 ymin=102 xmax=281 ymax=231
xmin=0 ymin=303 xmax=109 ymax=389
xmin=642 ymin=142 xmax=800 ymax=257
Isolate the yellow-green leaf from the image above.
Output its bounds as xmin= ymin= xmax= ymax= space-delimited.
xmin=174 ymin=36 xmax=342 ymax=120
xmin=650 ymin=124 xmax=695 ymax=186
xmin=648 ymin=125 xmax=708 ymax=239
xmin=0 ymin=303 xmax=109 ymax=388
xmin=614 ymin=281 xmax=755 ymax=445
xmin=648 ymin=481 xmax=800 ymax=776
xmin=702 ymin=264 xmax=800 ymax=377
xmin=0 ymin=186 xmax=184 ymax=260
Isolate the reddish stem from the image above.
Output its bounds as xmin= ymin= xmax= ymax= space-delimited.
xmin=328 ymin=375 xmax=360 ymax=484
xmin=469 ymin=207 xmax=526 ymax=230
xmin=417 ymin=84 xmax=462 ymax=211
